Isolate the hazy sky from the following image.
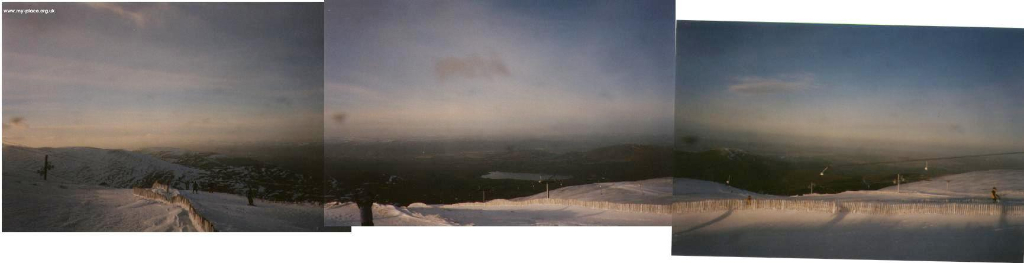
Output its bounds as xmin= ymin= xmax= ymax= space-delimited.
xmin=2 ymin=3 xmax=324 ymax=149
xmin=325 ymin=0 xmax=675 ymax=140
xmin=675 ymin=21 xmax=1024 ymax=153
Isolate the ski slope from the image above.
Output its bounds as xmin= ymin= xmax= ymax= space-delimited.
xmin=673 ymin=170 xmax=1024 ymax=261
xmin=325 ymin=203 xmax=455 ymax=226
xmin=405 ymin=203 xmax=669 ymax=226
xmin=176 ymin=190 xmax=324 ymax=231
xmin=791 ymin=170 xmax=1024 ymax=202
xmin=325 ymin=202 xmax=669 ymax=226
xmin=2 ymin=171 xmax=195 ymax=232
xmin=880 ymin=170 xmax=1024 ymax=199
xmin=325 ymin=178 xmax=672 ymax=226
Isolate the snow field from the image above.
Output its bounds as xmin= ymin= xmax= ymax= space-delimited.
xmin=324 ymin=178 xmax=674 ymax=226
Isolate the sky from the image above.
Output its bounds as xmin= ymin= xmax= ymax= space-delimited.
xmin=2 ymin=3 xmax=324 ymax=149
xmin=325 ymin=0 xmax=675 ymax=141
xmin=675 ymin=21 xmax=1024 ymax=154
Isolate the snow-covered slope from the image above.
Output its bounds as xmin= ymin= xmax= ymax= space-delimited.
xmin=672 ymin=177 xmax=767 ymax=201
xmin=405 ymin=204 xmax=670 ymax=226
xmin=793 ymin=170 xmax=1024 ymax=201
xmin=673 ymin=209 xmax=1023 ymax=261
xmin=177 ymin=191 xmax=324 ymax=231
xmin=674 ymin=170 xmax=1024 ymax=202
xmin=881 ymin=170 xmax=1024 ymax=199
xmin=673 ymin=171 xmax=1024 ymax=261
xmin=2 ymin=173 xmax=195 ymax=232
xmin=3 ymin=144 xmax=206 ymax=187
xmin=325 ymin=203 xmax=455 ymax=226
xmin=515 ymin=177 xmax=673 ymax=204
xmin=4 ymin=144 xmax=323 ymax=231
xmin=325 ymin=178 xmax=673 ymax=226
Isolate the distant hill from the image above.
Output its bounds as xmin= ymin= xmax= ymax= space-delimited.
xmin=581 ymin=144 xmax=667 ymax=163
xmin=4 ymin=144 xmax=320 ymax=203
xmin=138 ymin=147 xmax=266 ymax=170
xmin=2 ymin=144 xmax=205 ymax=188
xmin=674 ymin=148 xmax=916 ymax=196
xmin=138 ymin=147 xmax=320 ymax=202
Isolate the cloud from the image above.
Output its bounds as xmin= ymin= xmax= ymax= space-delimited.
xmin=327 ymin=83 xmax=383 ymax=99
xmin=332 ymin=113 xmax=347 ymax=124
xmin=948 ymin=123 xmax=966 ymax=134
xmin=728 ymin=74 xmax=814 ymax=95
xmin=5 ymin=117 xmax=29 ymax=130
xmin=86 ymin=3 xmax=161 ymax=28
xmin=435 ymin=54 xmax=511 ymax=82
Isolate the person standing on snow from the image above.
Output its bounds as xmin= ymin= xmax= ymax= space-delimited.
xmin=247 ymin=187 xmax=256 ymax=206
xmin=992 ymin=187 xmax=1001 ymax=203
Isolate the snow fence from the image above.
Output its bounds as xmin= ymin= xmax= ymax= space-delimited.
xmin=671 ymin=199 xmax=1024 ymax=216
xmin=132 ymin=184 xmax=217 ymax=232
xmin=672 ymin=199 xmax=837 ymax=214
xmin=446 ymin=198 xmax=674 ymax=214
xmin=152 ymin=181 xmax=170 ymax=192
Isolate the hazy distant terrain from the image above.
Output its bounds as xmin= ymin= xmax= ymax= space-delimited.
xmin=140 ymin=144 xmax=323 ymax=203
xmin=327 ymin=138 xmax=672 ymax=206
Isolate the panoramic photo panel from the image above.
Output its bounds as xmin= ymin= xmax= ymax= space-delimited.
xmin=2 ymin=2 xmax=330 ymax=232
xmin=671 ymin=21 xmax=1024 ymax=261
xmin=325 ymin=0 xmax=675 ymax=226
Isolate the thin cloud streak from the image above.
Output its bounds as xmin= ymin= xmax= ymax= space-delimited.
xmin=728 ymin=74 xmax=814 ymax=95
xmin=434 ymin=53 xmax=511 ymax=82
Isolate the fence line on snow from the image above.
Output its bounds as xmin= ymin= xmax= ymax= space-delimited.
xmin=132 ymin=183 xmax=217 ymax=232
xmin=442 ymin=197 xmax=1024 ymax=216
xmin=446 ymin=198 xmax=675 ymax=214
xmin=152 ymin=181 xmax=170 ymax=192
xmin=671 ymin=199 xmax=1024 ymax=216
xmin=671 ymin=199 xmax=838 ymax=214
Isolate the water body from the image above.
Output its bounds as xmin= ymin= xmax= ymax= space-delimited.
xmin=481 ymin=171 xmax=571 ymax=181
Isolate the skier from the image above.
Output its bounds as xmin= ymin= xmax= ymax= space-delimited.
xmin=247 ymin=187 xmax=256 ymax=206
xmin=991 ymin=187 xmax=1001 ymax=203
xmin=192 ymin=181 xmax=199 ymax=194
